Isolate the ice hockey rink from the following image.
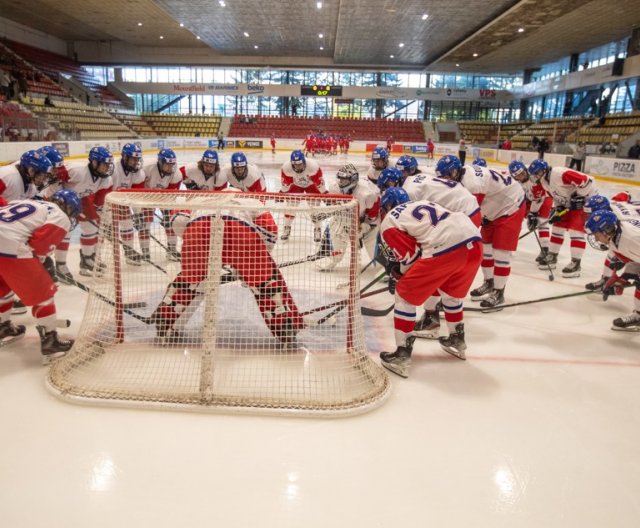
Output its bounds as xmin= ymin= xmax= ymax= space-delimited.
xmin=1 ymin=149 xmax=639 ymax=528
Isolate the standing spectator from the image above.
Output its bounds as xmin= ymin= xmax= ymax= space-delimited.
xmin=457 ymin=136 xmax=467 ymax=165
xmin=537 ymin=137 xmax=550 ymax=159
xmin=217 ymin=130 xmax=225 ymax=150
xmin=201 ymin=103 xmax=206 ymax=114
xmin=569 ymin=142 xmax=586 ymax=171
xmin=291 ymin=101 xmax=299 ymax=116
xmin=501 ymin=137 xmax=512 ymax=150
xmin=627 ymin=140 xmax=640 ymax=159
xmin=531 ymin=136 xmax=540 ymax=151
xmin=426 ymin=138 xmax=435 ymax=159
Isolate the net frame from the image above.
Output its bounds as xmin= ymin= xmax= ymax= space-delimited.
xmin=46 ymin=189 xmax=390 ymax=417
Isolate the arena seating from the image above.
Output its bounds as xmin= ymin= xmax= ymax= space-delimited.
xmin=228 ymin=115 xmax=425 ymax=142
xmin=141 ymin=113 xmax=222 ymax=137
xmin=510 ymin=116 xmax=589 ymax=150
xmin=567 ymin=111 xmax=640 ymax=147
xmin=110 ymin=111 xmax=157 ymax=137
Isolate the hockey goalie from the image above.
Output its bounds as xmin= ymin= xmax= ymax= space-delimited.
xmin=150 ymin=196 xmax=306 ymax=344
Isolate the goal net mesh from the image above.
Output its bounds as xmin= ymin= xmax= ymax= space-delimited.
xmin=46 ymin=190 xmax=390 ymax=416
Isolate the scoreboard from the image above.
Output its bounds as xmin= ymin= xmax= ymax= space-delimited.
xmin=301 ymin=85 xmax=343 ymax=97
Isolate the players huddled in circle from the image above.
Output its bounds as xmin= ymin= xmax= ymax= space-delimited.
xmin=1 ymin=140 xmax=638 ymax=374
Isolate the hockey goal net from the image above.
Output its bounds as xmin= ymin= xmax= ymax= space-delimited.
xmin=46 ymin=190 xmax=390 ymax=416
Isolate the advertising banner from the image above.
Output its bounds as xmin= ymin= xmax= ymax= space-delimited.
xmin=586 ymin=156 xmax=640 ymax=183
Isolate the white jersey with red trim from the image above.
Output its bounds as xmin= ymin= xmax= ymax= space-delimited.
xmin=381 ymin=200 xmax=481 ymax=263
xmin=459 ymin=164 xmax=525 ymax=221
xmin=280 ymin=159 xmax=325 ymax=193
xmin=180 ymin=162 xmax=227 ymax=191
xmin=45 ymin=161 xmax=113 ymax=199
xmin=0 ymin=199 xmax=70 ymax=258
xmin=220 ymin=164 xmax=266 ymax=193
xmin=143 ymin=162 xmax=183 ymax=190
xmin=328 ymin=180 xmax=380 ymax=225
xmin=0 ymin=164 xmax=38 ymax=201
xmin=612 ymin=200 xmax=640 ymax=221
xmin=540 ymin=166 xmax=598 ymax=207
xmin=611 ymin=219 xmax=640 ymax=264
xmin=111 ymin=160 xmax=146 ymax=190
xmin=366 ymin=166 xmax=384 ymax=184
xmin=402 ymin=174 xmax=480 ymax=217
xmin=519 ymin=179 xmax=549 ymax=213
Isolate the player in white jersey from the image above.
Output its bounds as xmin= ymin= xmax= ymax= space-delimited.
xmin=0 ymin=149 xmax=52 ymax=202
xmin=220 ymin=152 xmax=266 ymax=193
xmin=0 ymin=190 xmax=80 ymax=362
xmin=366 ymin=147 xmax=389 ymax=185
xmin=318 ymin=164 xmax=380 ymax=271
xmin=528 ymin=159 xmax=598 ymax=278
xmin=378 ymin=188 xmax=482 ymax=378
xmin=279 ymin=150 xmax=327 ymax=242
xmin=395 ymin=155 xmax=422 ymax=182
xmin=135 ymin=148 xmax=183 ymax=261
xmin=582 ymin=194 xmax=640 ymax=291
xmin=109 ymin=143 xmax=148 ymax=266
xmin=151 ymin=197 xmax=304 ymax=343
xmin=508 ymin=160 xmax=554 ymax=264
xmin=436 ymin=155 xmax=525 ymax=308
xmin=585 ymin=209 xmax=640 ymax=331
xmin=45 ymin=146 xmax=114 ymax=280
xmin=180 ymin=149 xmax=227 ymax=191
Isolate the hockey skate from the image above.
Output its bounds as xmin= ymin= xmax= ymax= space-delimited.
xmin=280 ymin=225 xmax=291 ymax=241
xmin=538 ymin=252 xmax=558 ymax=270
xmin=438 ymin=323 xmax=467 ymax=360
xmin=535 ymin=247 xmax=549 ymax=264
xmin=611 ymin=311 xmax=640 ymax=332
xmin=480 ymin=288 xmax=505 ymax=309
xmin=470 ymin=278 xmax=494 ymax=301
xmin=380 ymin=337 xmax=415 ymax=378
xmin=561 ymin=258 xmax=581 ymax=278
xmin=36 ymin=325 xmax=74 ymax=364
xmin=413 ymin=309 xmax=440 ymax=339
xmin=11 ymin=299 xmax=27 ymax=315
xmin=0 ymin=320 xmax=26 ymax=348
xmin=79 ymin=253 xmax=95 ymax=277
xmin=123 ymin=246 xmax=143 ymax=266
xmin=55 ymin=263 xmax=75 ymax=285
xmin=585 ymin=276 xmax=606 ymax=292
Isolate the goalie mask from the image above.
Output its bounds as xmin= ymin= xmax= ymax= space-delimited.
xmin=336 ymin=164 xmax=359 ymax=194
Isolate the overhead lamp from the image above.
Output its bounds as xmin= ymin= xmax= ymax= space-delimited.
xmin=456 ymin=63 xmax=460 ymax=67
xmin=159 ymin=35 xmax=164 ymax=39
xmin=137 ymin=22 xmax=143 ymax=26
xmin=319 ymin=33 xmax=324 ymax=38
xmin=317 ymin=2 xmax=323 ymax=9
xmin=421 ymin=14 xmax=429 ymax=20
xmin=399 ymin=43 xmax=404 ymax=48
xmin=244 ymin=32 xmax=250 ymax=37
xmin=254 ymin=45 xmax=259 ymax=49
xmin=517 ymin=27 xmax=524 ymax=33
xmin=473 ymin=53 xmax=478 ymax=57
xmin=320 ymin=46 xmax=324 ymax=50
xmin=219 ymin=0 xmax=226 ymax=6
xmin=179 ymin=23 xmax=184 ymax=27
xmin=196 ymin=36 xmax=201 ymax=40
xmin=390 ymin=54 xmax=395 ymax=58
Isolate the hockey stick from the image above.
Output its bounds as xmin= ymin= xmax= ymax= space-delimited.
xmin=518 ymin=210 xmax=567 ymax=240
xmin=533 ymin=230 xmax=554 ymax=281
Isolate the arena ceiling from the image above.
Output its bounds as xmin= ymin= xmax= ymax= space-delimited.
xmin=1 ymin=0 xmax=640 ymax=73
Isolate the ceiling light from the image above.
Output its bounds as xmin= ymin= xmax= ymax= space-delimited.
xmin=244 ymin=32 xmax=250 ymax=37
xmin=473 ymin=53 xmax=478 ymax=57
xmin=390 ymin=54 xmax=394 ymax=58
xmin=422 ymin=14 xmax=429 ymax=20
xmin=517 ymin=27 xmax=524 ymax=33
xmin=159 ymin=36 xmax=164 ymax=39
xmin=254 ymin=45 xmax=259 ymax=49
xmin=137 ymin=22 xmax=143 ymax=26
xmin=320 ymin=46 xmax=324 ymax=50
xmin=179 ymin=23 xmax=184 ymax=27
xmin=196 ymin=36 xmax=201 ymax=40
xmin=219 ymin=0 xmax=226 ymax=6
xmin=399 ymin=43 xmax=404 ymax=48
xmin=317 ymin=2 xmax=323 ymax=8
xmin=456 ymin=63 xmax=460 ymax=67
xmin=319 ymin=33 xmax=324 ymax=38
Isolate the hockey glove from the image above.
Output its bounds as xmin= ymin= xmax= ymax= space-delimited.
xmin=602 ymin=275 xmax=630 ymax=301
xmin=548 ymin=207 xmax=568 ymax=224
xmin=526 ymin=212 xmax=539 ymax=231
xmin=569 ymin=194 xmax=585 ymax=210
xmin=386 ymin=263 xmax=402 ymax=295
xmin=608 ymin=258 xmax=626 ymax=272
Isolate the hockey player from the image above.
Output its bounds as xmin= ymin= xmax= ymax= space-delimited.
xmin=528 ymin=159 xmax=598 ymax=278
xmin=270 ymin=133 xmax=277 ymax=154
xmin=0 ymin=149 xmax=52 ymax=202
xmin=584 ymin=209 xmax=640 ymax=331
xmin=318 ymin=164 xmax=380 ymax=271
xmin=366 ymin=147 xmax=389 ymax=185
xmin=219 ymin=152 xmax=266 ymax=193
xmin=472 ymin=158 xmax=487 ymax=167
xmin=180 ymin=149 xmax=227 ymax=191
xmin=378 ymin=187 xmax=482 ymax=378
xmin=110 ymin=143 xmax=147 ymax=266
xmin=44 ymin=146 xmax=114 ymax=280
xmin=395 ymin=155 xmax=421 ymax=180
xmin=38 ymin=146 xmax=68 ymax=187
xmin=151 ymin=197 xmax=305 ymax=343
xmin=436 ymin=154 xmax=525 ymax=308
xmin=583 ymin=194 xmax=640 ymax=291
xmin=0 ymin=189 xmax=81 ymax=363
xmin=279 ymin=150 xmax=327 ymax=242
xmin=508 ymin=160 xmax=553 ymax=264
xmin=136 ymin=148 xmax=183 ymax=261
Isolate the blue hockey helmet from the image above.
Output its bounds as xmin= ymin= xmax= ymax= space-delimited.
xmin=435 ymin=155 xmax=462 ymax=180
xmin=290 ymin=150 xmax=306 ymax=172
xmin=121 ymin=142 xmax=142 ymax=172
xmin=51 ymin=188 xmax=82 ymax=219
xmin=199 ymin=149 xmax=219 ymax=176
xmin=157 ymin=148 xmax=177 ymax=177
xmin=231 ymin=152 xmax=248 ymax=180
xmin=507 ymin=160 xmax=528 ymax=182
xmin=472 ymin=158 xmax=487 ymax=167
xmin=396 ymin=155 xmax=418 ymax=175
xmin=377 ymin=167 xmax=403 ymax=191
xmin=528 ymin=159 xmax=550 ymax=180
xmin=19 ymin=149 xmax=53 ymax=188
xmin=584 ymin=195 xmax=611 ymax=214
xmin=371 ymin=147 xmax=389 ymax=170
xmin=585 ymin=208 xmax=619 ymax=250
xmin=88 ymin=146 xmax=114 ymax=178
xmin=37 ymin=146 xmax=64 ymax=169
xmin=381 ymin=187 xmax=410 ymax=213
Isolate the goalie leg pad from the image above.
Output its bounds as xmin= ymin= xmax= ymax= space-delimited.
xmin=151 ymin=276 xmax=198 ymax=338
xmin=251 ymin=273 xmax=304 ymax=343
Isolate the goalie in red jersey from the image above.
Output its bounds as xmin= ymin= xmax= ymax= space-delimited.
xmin=150 ymin=196 xmax=305 ymax=344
